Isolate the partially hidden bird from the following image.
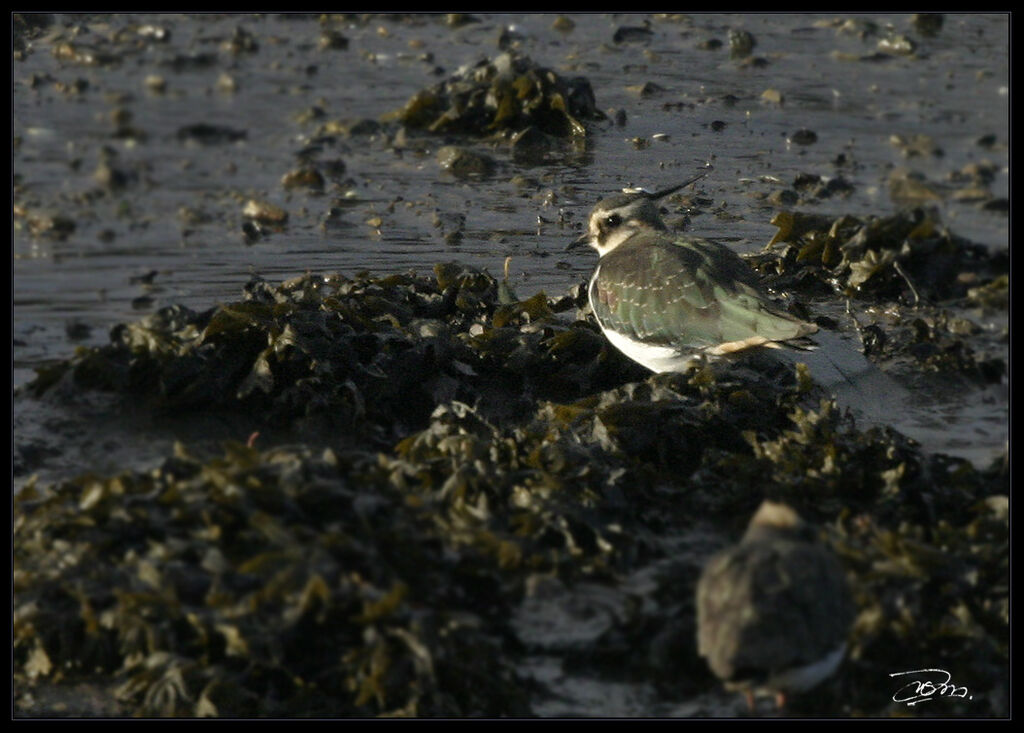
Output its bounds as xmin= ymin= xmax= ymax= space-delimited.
xmin=695 ymin=500 xmax=855 ymax=712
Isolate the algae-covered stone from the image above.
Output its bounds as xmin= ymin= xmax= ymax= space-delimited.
xmin=436 ymin=146 xmax=496 ymax=178
xmin=385 ymin=52 xmax=600 ymax=140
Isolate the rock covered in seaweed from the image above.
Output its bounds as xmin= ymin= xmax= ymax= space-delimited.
xmin=385 ymin=51 xmax=601 ymax=140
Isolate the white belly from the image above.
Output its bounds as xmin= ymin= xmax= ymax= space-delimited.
xmin=766 ymin=643 xmax=847 ymax=694
xmin=603 ymin=329 xmax=700 ymax=373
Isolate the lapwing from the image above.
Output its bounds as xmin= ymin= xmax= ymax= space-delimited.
xmin=567 ymin=173 xmax=912 ymax=421
xmin=695 ymin=501 xmax=855 ymax=712
xmin=568 ymin=171 xmax=821 ymax=374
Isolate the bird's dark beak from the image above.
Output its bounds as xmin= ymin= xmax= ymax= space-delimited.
xmin=566 ymin=232 xmax=591 ymax=252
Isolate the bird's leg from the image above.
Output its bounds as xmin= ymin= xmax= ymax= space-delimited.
xmin=774 ymin=691 xmax=787 ymax=711
xmin=745 ymin=690 xmax=756 ymax=713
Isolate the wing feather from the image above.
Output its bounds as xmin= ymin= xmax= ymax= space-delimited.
xmin=590 ymin=236 xmax=816 ymax=353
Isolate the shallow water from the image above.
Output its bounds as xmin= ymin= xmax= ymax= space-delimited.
xmin=14 ymin=13 xmax=1009 ymax=375
xmin=13 ymin=12 xmax=1009 ymax=716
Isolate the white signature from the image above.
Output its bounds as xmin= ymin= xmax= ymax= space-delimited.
xmin=889 ymin=668 xmax=972 ymax=706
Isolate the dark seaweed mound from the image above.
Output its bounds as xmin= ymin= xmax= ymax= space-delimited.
xmin=15 ymin=208 xmax=1007 ymax=717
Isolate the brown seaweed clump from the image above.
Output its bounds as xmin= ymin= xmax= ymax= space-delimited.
xmin=15 ymin=442 xmax=532 ymax=717
xmin=752 ymin=207 xmax=1007 ymax=387
xmin=760 ymin=207 xmax=1005 ymax=304
xmin=384 ymin=52 xmax=601 ymax=141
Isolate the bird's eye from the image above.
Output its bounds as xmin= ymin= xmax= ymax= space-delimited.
xmin=603 ymin=214 xmax=622 ymax=228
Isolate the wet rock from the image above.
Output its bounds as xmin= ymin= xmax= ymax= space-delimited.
xmin=951 ymin=161 xmax=999 ymax=186
xmin=552 ymin=16 xmax=575 ymax=33
xmin=53 ymin=77 xmax=89 ymax=96
xmin=792 ymin=172 xmax=854 ymax=200
xmin=888 ymin=168 xmax=942 ymax=204
xmin=497 ymin=24 xmax=530 ymax=51
xmin=13 ymin=12 xmax=54 ymax=46
xmin=243 ymin=199 xmax=289 ymax=225
xmin=343 ymin=118 xmax=383 ymax=137
xmin=52 ymin=42 xmax=120 ymax=67
xmin=281 ymin=166 xmax=326 ymax=192
xmin=975 ymin=133 xmax=998 ymax=149
xmin=911 ymin=13 xmax=944 ymax=36
xmin=966 ymin=274 xmax=1008 ymax=311
xmin=161 ymin=52 xmax=220 ymax=72
xmin=877 ymin=34 xmax=916 ymax=56
xmin=736 ymin=55 xmax=769 ymax=69
xmin=613 ymin=23 xmax=653 ymax=44
xmin=216 ymin=73 xmax=238 ymax=93
xmin=788 ymin=129 xmax=818 ymax=146
xmin=109 ymin=106 xmax=134 ymax=129
xmin=981 ymin=198 xmax=1009 ymax=213
xmin=130 ymin=270 xmax=159 ymax=285
xmin=20 ymin=210 xmax=76 ymax=241
xmin=833 ymin=18 xmax=879 ymax=39
xmin=728 ymin=29 xmax=756 ymax=59
xmin=176 ymin=123 xmax=248 ymax=145
xmin=223 ymin=25 xmax=259 ymax=55
xmin=318 ymin=118 xmax=380 ymax=137
xmin=768 ymin=189 xmax=799 ymax=207
xmin=321 ymin=158 xmax=348 ymax=180
xmin=565 ymin=76 xmax=600 ymax=120
xmin=143 ymin=74 xmax=167 ymax=93
xmin=625 ymin=81 xmax=665 ymax=98
xmin=437 ymin=146 xmax=495 ymax=178
xmin=890 ymin=133 xmax=943 ymax=158
xmin=950 ymin=186 xmax=993 ymax=204
xmin=137 ymin=24 xmax=171 ymax=43
xmin=446 ymin=13 xmax=480 ymax=28
xmin=92 ymin=161 xmax=133 ymax=190
xmin=318 ymin=30 xmax=349 ymax=50
xmin=319 ymin=207 xmax=349 ymax=233
xmin=509 ymin=126 xmax=552 ymax=164
xmin=65 ymin=320 xmax=93 ymax=341
xmin=295 ymin=105 xmax=327 ymax=125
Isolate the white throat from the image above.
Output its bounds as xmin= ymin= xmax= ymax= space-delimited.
xmin=590 ymin=221 xmax=644 ymax=256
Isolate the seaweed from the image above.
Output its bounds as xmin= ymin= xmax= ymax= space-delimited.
xmin=16 ymin=212 xmax=1008 ymax=717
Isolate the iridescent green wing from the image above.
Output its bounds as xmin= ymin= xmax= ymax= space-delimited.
xmin=591 ymin=236 xmax=813 ymax=350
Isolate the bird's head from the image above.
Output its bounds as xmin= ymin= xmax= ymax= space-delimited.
xmin=567 ymin=168 xmax=710 ymax=257
xmin=744 ymin=500 xmax=818 ymax=543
